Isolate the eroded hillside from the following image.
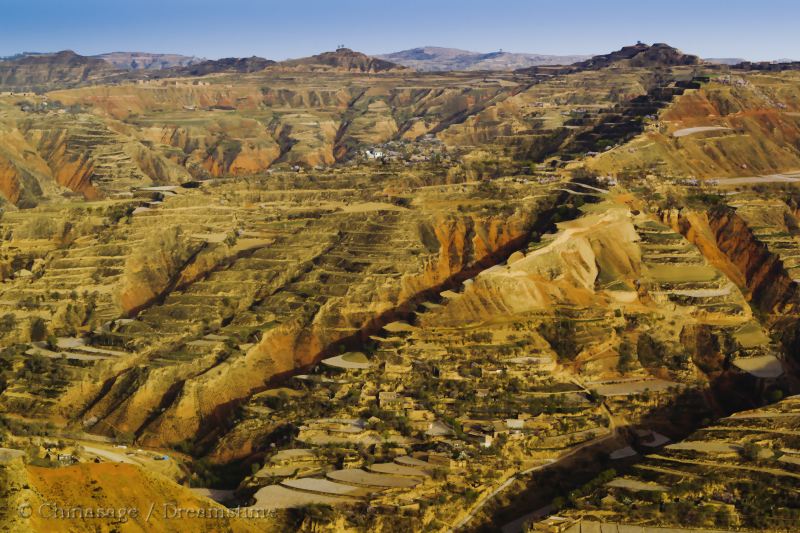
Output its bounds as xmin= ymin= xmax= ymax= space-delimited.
xmin=0 ymin=44 xmax=747 ymax=208
xmin=588 ymin=71 xmax=800 ymax=178
xmin=556 ymin=396 xmax=800 ymax=531
xmin=1 ymin=43 xmax=800 ymax=533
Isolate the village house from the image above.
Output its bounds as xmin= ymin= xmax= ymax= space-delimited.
xmin=378 ymin=391 xmax=414 ymax=411
xmin=505 ymin=418 xmax=525 ymax=431
xmin=531 ymin=516 xmax=581 ymax=532
xmin=378 ymin=391 xmax=404 ymax=410
xmin=58 ymin=454 xmax=77 ymax=465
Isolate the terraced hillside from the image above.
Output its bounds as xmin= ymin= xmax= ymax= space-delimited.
xmin=0 ymin=169 xmax=569 ymax=451
xmin=588 ymin=71 xmax=800 ymax=179
xmin=1 ymin=44 xmax=766 ymax=209
xmin=2 ymin=43 xmax=800 ymax=533
xmin=561 ymin=396 xmax=800 ymax=531
xmin=727 ymin=197 xmax=800 ymax=283
xmin=193 ymin=192 xmax=795 ymax=531
xmin=512 ymin=171 xmax=800 ymax=533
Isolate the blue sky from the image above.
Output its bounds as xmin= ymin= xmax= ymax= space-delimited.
xmin=1 ymin=0 xmax=798 ymax=61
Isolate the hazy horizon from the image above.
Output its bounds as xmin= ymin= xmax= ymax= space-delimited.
xmin=1 ymin=0 xmax=798 ymax=62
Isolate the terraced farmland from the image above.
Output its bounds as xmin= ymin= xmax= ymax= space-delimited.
xmin=565 ymin=396 xmax=800 ymax=531
xmin=1 ymin=42 xmax=800 ymax=533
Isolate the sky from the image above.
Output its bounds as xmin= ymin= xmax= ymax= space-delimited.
xmin=0 ymin=0 xmax=798 ymax=62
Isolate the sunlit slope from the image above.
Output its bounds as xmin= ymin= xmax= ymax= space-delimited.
xmin=588 ymin=72 xmax=800 ymax=178
xmin=0 ymin=459 xmax=278 ymax=532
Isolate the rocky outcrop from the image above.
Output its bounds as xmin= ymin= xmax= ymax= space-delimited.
xmin=429 ymin=207 xmax=641 ymax=324
xmin=0 ymin=151 xmax=46 ymax=207
xmin=663 ymin=207 xmax=800 ymax=314
xmin=660 ymin=209 xmax=746 ymax=287
xmin=22 ymin=126 xmax=99 ymax=197
xmin=0 ymin=127 xmax=64 ymax=207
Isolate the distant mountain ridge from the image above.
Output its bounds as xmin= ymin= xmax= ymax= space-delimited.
xmin=278 ymin=48 xmax=404 ymax=73
xmin=515 ymin=42 xmax=702 ymax=76
xmin=162 ymin=56 xmax=276 ymax=76
xmin=7 ymin=44 xmax=794 ymax=94
xmin=93 ymin=52 xmax=205 ymax=70
xmin=570 ymin=42 xmax=702 ymax=70
xmin=705 ymin=57 xmax=747 ymax=65
xmin=0 ymin=50 xmax=278 ymax=90
xmin=0 ymin=50 xmax=116 ymax=91
xmin=376 ymin=46 xmax=590 ymax=71
xmin=0 ymin=48 xmax=403 ymax=91
xmin=708 ymin=57 xmax=798 ymax=65
xmin=0 ymin=52 xmax=47 ymax=61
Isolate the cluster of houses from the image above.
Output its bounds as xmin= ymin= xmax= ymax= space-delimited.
xmin=363 ymin=136 xmax=450 ymax=165
xmin=134 ymin=79 xmax=210 ymax=87
xmin=233 ymin=313 xmax=613 ymax=523
xmin=0 ymin=91 xmax=36 ymax=97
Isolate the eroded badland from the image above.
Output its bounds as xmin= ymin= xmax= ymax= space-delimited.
xmin=0 ymin=44 xmax=800 ymax=532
